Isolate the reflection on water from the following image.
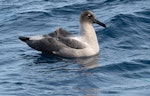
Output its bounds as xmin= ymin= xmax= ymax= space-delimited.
xmin=70 ymin=55 xmax=99 ymax=69
xmin=75 ymin=87 xmax=100 ymax=96
xmin=32 ymin=53 xmax=99 ymax=70
xmin=22 ymin=53 xmax=100 ymax=96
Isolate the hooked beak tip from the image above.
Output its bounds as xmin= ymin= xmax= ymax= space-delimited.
xmin=94 ymin=19 xmax=106 ymax=28
xmin=103 ymin=24 xmax=106 ymax=28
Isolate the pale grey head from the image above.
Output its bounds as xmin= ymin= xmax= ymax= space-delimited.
xmin=80 ymin=10 xmax=106 ymax=28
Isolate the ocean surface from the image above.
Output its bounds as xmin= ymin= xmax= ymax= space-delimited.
xmin=0 ymin=0 xmax=150 ymax=96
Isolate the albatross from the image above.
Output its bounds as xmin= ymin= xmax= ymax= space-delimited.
xmin=19 ymin=10 xmax=106 ymax=58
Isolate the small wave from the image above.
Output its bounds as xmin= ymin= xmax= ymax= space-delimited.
xmin=91 ymin=61 xmax=147 ymax=74
xmin=133 ymin=59 xmax=150 ymax=65
xmin=51 ymin=3 xmax=87 ymax=16
xmin=100 ymin=12 xmax=150 ymax=49
xmin=19 ymin=11 xmax=52 ymax=17
xmin=104 ymin=0 xmax=142 ymax=4
xmin=136 ymin=10 xmax=150 ymax=18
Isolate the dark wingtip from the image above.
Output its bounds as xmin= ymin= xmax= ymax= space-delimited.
xmin=19 ymin=36 xmax=30 ymax=42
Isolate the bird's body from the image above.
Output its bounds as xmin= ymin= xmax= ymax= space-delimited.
xmin=19 ymin=10 xmax=106 ymax=58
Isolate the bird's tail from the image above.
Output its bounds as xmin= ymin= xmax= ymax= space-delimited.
xmin=19 ymin=36 xmax=30 ymax=42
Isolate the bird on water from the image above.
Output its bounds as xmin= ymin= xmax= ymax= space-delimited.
xmin=19 ymin=10 xmax=106 ymax=58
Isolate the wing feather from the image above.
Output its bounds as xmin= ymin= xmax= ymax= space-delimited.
xmin=58 ymin=37 xmax=86 ymax=49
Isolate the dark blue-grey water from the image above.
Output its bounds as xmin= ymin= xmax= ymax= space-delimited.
xmin=0 ymin=0 xmax=150 ymax=96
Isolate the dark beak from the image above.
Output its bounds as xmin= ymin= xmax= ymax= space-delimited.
xmin=94 ymin=19 xmax=106 ymax=28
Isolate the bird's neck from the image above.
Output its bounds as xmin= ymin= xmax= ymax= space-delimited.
xmin=80 ymin=22 xmax=98 ymax=43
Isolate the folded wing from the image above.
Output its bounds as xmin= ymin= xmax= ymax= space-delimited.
xmin=19 ymin=28 xmax=86 ymax=54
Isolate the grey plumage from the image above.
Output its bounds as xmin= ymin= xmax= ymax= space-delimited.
xmin=19 ymin=10 xmax=106 ymax=58
xmin=19 ymin=28 xmax=86 ymax=54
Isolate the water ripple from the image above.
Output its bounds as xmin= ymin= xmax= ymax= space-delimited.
xmin=0 ymin=0 xmax=150 ymax=96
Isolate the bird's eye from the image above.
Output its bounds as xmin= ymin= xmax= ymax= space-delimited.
xmin=87 ymin=14 xmax=92 ymax=18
